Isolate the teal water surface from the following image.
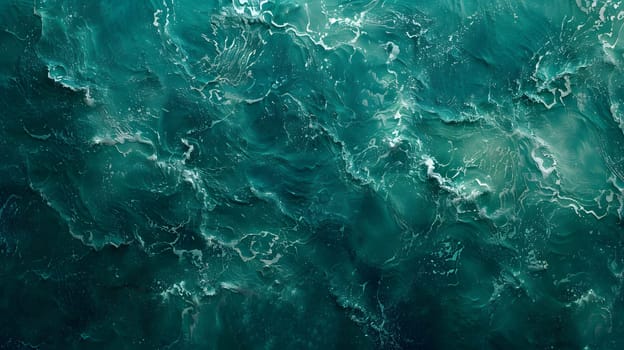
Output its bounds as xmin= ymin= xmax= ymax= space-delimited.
xmin=2 ymin=0 xmax=624 ymax=349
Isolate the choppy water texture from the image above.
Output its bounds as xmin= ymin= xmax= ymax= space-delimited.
xmin=2 ymin=0 xmax=624 ymax=349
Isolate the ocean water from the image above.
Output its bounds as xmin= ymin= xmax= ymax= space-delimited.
xmin=1 ymin=0 xmax=624 ymax=348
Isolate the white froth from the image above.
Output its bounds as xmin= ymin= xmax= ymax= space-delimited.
xmin=181 ymin=138 xmax=195 ymax=163
xmin=153 ymin=9 xmax=162 ymax=27
xmin=531 ymin=149 xmax=557 ymax=178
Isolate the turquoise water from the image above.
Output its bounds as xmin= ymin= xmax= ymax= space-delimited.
xmin=1 ymin=0 xmax=624 ymax=348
